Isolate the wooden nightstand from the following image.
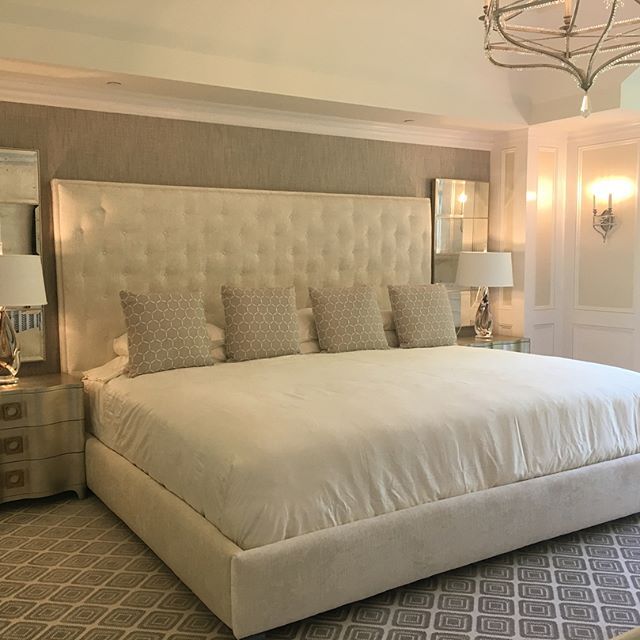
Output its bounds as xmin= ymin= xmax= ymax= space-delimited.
xmin=457 ymin=335 xmax=531 ymax=353
xmin=0 ymin=374 xmax=85 ymax=504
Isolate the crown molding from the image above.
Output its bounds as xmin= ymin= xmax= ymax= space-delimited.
xmin=566 ymin=121 xmax=640 ymax=147
xmin=0 ymin=77 xmax=496 ymax=151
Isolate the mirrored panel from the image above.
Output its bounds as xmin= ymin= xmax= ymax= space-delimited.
xmin=0 ymin=148 xmax=44 ymax=362
xmin=432 ymin=178 xmax=489 ymax=327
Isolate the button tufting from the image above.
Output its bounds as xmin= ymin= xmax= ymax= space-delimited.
xmin=55 ymin=184 xmax=430 ymax=373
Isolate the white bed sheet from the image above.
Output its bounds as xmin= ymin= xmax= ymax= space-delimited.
xmin=85 ymin=347 xmax=640 ymax=550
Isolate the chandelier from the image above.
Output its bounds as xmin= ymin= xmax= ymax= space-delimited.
xmin=483 ymin=0 xmax=640 ymax=116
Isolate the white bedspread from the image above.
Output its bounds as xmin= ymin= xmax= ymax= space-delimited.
xmin=87 ymin=347 xmax=640 ymax=550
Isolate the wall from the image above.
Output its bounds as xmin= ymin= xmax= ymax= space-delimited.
xmin=0 ymin=100 xmax=489 ymax=374
xmin=564 ymin=128 xmax=640 ymax=370
xmin=492 ymin=122 xmax=640 ymax=372
xmin=489 ymin=129 xmax=566 ymax=357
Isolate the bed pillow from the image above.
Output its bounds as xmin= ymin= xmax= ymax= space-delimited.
xmin=298 ymin=307 xmax=397 ymax=350
xmin=221 ymin=285 xmax=300 ymax=362
xmin=119 ymin=291 xmax=215 ymax=377
xmin=309 ymin=285 xmax=388 ymax=353
xmin=297 ymin=307 xmax=318 ymax=343
xmin=388 ymin=284 xmax=457 ymax=348
xmin=113 ymin=324 xmax=227 ymax=362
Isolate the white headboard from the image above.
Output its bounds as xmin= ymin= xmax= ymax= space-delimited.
xmin=52 ymin=180 xmax=431 ymax=374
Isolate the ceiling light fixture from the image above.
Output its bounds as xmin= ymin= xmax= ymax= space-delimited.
xmin=482 ymin=0 xmax=640 ymax=117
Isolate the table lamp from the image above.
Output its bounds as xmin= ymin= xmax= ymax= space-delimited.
xmin=0 ymin=255 xmax=48 ymax=385
xmin=455 ymin=251 xmax=513 ymax=339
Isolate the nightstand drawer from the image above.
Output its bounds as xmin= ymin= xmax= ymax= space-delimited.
xmin=1 ymin=453 xmax=85 ymax=500
xmin=0 ymin=421 xmax=84 ymax=463
xmin=0 ymin=386 xmax=83 ymax=428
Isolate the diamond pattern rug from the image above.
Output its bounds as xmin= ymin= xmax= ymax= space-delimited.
xmin=0 ymin=494 xmax=639 ymax=640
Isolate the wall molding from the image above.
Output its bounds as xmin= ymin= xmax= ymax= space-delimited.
xmin=0 ymin=77 xmax=496 ymax=151
xmin=567 ymin=121 xmax=640 ymax=147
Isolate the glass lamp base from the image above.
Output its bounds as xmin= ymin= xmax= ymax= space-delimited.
xmin=0 ymin=307 xmax=21 ymax=384
xmin=474 ymin=287 xmax=494 ymax=339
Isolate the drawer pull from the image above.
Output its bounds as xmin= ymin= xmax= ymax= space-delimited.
xmin=3 ymin=436 xmax=24 ymax=455
xmin=1 ymin=402 xmax=23 ymax=421
xmin=4 ymin=469 xmax=25 ymax=489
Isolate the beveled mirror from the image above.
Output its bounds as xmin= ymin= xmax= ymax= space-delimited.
xmin=432 ymin=178 xmax=489 ymax=327
xmin=0 ymin=148 xmax=45 ymax=362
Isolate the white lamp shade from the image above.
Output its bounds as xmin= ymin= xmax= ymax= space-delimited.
xmin=0 ymin=255 xmax=48 ymax=307
xmin=455 ymin=251 xmax=514 ymax=288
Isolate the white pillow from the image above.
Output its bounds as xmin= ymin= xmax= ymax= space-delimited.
xmin=297 ymin=307 xmax=318 ymax=343
xmin=113 ymin=324 xmax=227 ymax=361
xmin=381 ymin=309 xmax=395 ymax=331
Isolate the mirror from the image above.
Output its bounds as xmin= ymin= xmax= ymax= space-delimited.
xmin=0 ymin=148 xmax=44 ymax=362
xmin=432 ymin=178 xmax=489 ymax=328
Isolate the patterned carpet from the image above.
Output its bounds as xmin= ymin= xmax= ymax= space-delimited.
xmin=0 ymin=494 xmax=639 ymax=640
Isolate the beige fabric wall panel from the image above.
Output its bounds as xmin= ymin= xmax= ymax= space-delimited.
xmin=577 ymin=142 xmax=638 ymax=311
xmin=0 ymin=101 xmax=489 ymax=374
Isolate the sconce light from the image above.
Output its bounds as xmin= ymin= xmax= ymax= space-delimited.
xmin=457 ymin=193 xmax=468 ymax=216
xmin=589 ymin=177 xmax=634 ymax=243
xmin=592 ymin=192 xmax=615 ymax=243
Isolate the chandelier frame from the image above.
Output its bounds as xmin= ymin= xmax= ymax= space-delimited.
xmin=483 ymin=0 xmax=640 ymax=97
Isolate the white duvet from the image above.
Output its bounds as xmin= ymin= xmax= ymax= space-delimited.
xmin=87 ymin=347 xmax=640 ymax=550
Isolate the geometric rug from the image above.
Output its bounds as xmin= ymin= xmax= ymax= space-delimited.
xmin=0 ymin=494 xmax=639 ymax=640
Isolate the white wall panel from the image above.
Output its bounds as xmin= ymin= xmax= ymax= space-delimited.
xmin=535 ymin=149 xmax=557 ymax=309
xmin=501 ymin=149 xmax=515 ymax=308
xmin=572 ymin=324 xmax=634 ymax=369
xmin=576 ymin=142 xmax=637 ymax=311
xmin=532 ymin=323 xmax=555 ymax=356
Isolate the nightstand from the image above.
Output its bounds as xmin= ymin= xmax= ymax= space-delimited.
xmin=457 ymin=335 xmax=531 ymax=353
xmin=0 ymin=374 xmax=85 ymax=504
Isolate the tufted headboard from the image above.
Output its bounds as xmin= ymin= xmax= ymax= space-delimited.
xmin=52 ymin=180 xmax=431 ymax=374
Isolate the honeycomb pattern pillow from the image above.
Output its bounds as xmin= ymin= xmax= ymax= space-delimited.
xmin=119 ymin=291 xmax=214 ymax=377
xmin=309 ymin=286 xmax=388 ymax=353
xmin=388 ymin=284 xmax=457 ymax=348
xmin=221 ymin=286 xmax=300 ymax=362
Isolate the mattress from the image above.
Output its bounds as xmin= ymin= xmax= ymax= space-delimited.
xmin=85 ymin=347 xmax=640 ymax=550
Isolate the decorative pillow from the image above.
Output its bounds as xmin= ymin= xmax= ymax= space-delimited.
xmin=309 ymin=286 xmax=388 ymax=353
xmin=119 ymin=291 xmax=214 ymax=377
xmin=114 ymin=324 xmax=226 ymax=356
xmin=221 ymin=285 xmax=300 ymax=362
xmin=388 ymin=284 xmax=457 ymax=348
xmin=300 ymin=331 xmax=398 ymax=353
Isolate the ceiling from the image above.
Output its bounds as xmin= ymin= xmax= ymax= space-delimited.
xmin=0 ymin=0 xmax=639 ymax=134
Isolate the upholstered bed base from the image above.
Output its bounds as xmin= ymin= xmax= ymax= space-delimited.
xmin=86 ymin=435 xmax=640 ymax=638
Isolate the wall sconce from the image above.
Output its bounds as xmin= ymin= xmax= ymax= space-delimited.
xmin=592 ymin=192 xmax=615 ymax=243
xmin=589 ymin=177 xmax=634 ymax=243
xmin=457 ymin=193 xmax=468 ymax=216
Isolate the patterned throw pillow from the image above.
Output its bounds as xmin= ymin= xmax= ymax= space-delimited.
xmin=221 ymin=286 xmax=300 ymax=362
xmin=309 ymin=286 xmax=388 ymax=353
xmin=119 ymin=291 xmax=214 ymax=377
xmin=388 ymin=284 xmax=457 ymax=348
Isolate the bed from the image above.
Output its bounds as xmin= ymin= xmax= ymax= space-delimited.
xmin=52 ymin=179 xmax=640 ymax=638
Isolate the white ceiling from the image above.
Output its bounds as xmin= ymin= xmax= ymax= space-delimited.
xmin=0 ymin=0 xmax=639 ymax=133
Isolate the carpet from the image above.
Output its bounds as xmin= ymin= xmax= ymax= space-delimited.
xmin=0 ymin=494 xmax=639 ymax=640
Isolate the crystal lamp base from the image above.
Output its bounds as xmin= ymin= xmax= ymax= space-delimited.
xmin=0 ymin=306 xmax=20 ymax=385
xmin=474 ymin=286 xmax=493 ymax=339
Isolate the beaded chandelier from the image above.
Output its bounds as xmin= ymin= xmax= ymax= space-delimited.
xmin=482 ymin=0 xmax=640 ymax=116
